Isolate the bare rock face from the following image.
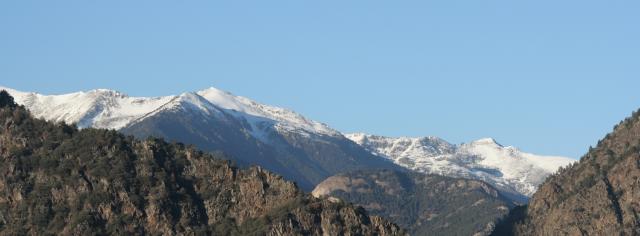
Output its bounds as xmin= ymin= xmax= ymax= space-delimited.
xmin=313 ymin=170 xmax=516 ymax=236
xmin=0 ymin=94 xmax=404 ymax=236
xmin=494 ymin=109 xmax=640 ymax=235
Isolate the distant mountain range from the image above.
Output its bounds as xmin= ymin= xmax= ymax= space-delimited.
xmin=346 ymin=134 xmax=575 ymax=199
xmin=1 ymin=86 xmax=572 ymax=198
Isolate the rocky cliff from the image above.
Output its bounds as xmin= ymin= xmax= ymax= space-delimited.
xmin=0 ymin=91 xmax=404 ymax=235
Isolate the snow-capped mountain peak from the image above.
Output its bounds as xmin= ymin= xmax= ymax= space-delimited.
xmin=196 ymin=87 xmax=253 ymax=114
xmin=169 ymin=92 xmax=223 ymax=115
xmin=346 ymin=133 xmax=575 ymax=198
xmin=197 ymin=87 xmax=339 ymax=137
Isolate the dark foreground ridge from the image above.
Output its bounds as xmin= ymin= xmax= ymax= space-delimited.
xmin=493 ymin=109 xmax=640 ymax=235
xmin=0 ymin=91 xmax=404 ymax=235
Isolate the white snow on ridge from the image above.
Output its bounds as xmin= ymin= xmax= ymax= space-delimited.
xmin=346 ymin=133 xmax=456 ymax=159
xmin=197 ymin=87 xmax=340 ymax=136
xmin=346 ymin=133 xmax=576 ymax=197
xmin=0 ymin=86 xmax=174 ymax=129
xmin=0 ymin=86 xmax=339 ymax=138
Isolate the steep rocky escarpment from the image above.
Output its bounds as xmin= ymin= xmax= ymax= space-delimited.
xmin=493 ymin=109 xmax=640 ymax=235
xmin=0 ymin=91 xmax=404 ymax=235
xmin=313 ymin=170 xmax=516 ymax=236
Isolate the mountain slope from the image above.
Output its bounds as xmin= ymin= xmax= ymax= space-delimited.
xmin=346 ymin=134 xmax=575 ymax=200
xmin=493 ymin=109 xmax=640 ymax=235
xmin=0 ymin=91 xmax=404 ymax=235
xmin=313 ymin=170 xmax=515 ymax=236
xmin=196 ymin=87 xmax=339 ymax=138
xmin=1 ymin=86 xmax=401 ymax=191
xmin=118 ymin=93 xmax=326 ymax=189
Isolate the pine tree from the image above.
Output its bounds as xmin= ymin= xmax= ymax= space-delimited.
xmin=0 ymin=90 xmax=17 ymax=108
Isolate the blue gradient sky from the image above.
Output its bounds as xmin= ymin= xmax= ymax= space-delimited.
xmin=2 ymin=1 xmax=639 ymax=158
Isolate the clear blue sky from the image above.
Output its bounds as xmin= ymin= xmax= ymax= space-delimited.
xmin=1 ymin=1 xmax=639 ymax=158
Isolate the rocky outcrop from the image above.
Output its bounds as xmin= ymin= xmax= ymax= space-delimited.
xmin=313 ymin=170 xmax=516 ymax=236
xmin=494 ymin=109 xmax=640 ymax=235
xmin=0 ymin=92 xmax=404 ymax=235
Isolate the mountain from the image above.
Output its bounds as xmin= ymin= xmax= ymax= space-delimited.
xmin=312 ymin=170 xmax=516 ymax=236
xmin=0 ymin=90 xmax=404 ymax=235
xmin=2 ymin=85 xmax=570 ymax=197
xmin=493 ymin=109 xmax=640 ymax=235
xmin=346 ymin=134 xmax=575 ymax=200
xmin=0 ymin=86 xmax=401 ymax=190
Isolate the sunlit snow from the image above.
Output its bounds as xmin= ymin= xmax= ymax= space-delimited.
xmin=345 ymin=133 xmax=575 ymax=197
